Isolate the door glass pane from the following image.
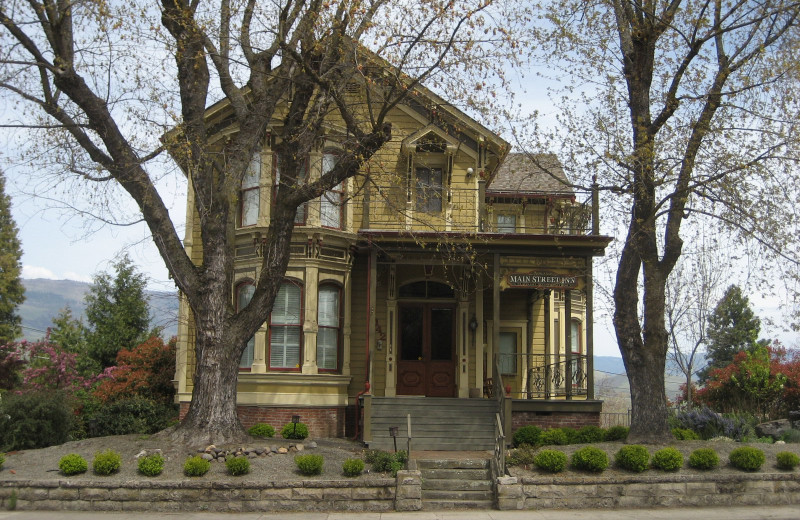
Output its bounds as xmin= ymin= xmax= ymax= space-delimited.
xmin=400 ymin=306 xmax=423 ymax=361
xmin=499 ymin=331 xmax=517 ymax=374
xmin=430 ymin=308 xmax=453 ymax=361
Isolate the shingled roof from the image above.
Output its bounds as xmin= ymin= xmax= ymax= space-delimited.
xmin=487 ymin=153 xmax=573 ymax=196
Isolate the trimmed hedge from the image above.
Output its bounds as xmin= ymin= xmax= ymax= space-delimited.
xmin=571 ymin=446 xmax=608 ymax=473
xmin=93 ymin=450 xmax=122 ymax=475
xmin=776 ymin=451 xmax=800 ymax=470
xmin=729 ymin=447 xmax=765 ymax=472
xmin=137 ymin=453 xmax=165 ymax=476
xmin=343 ymin=458 xmax=365 ymax=477
xmin=295 ymin=454 xmax=324 ymax=475
xmin=513 ymin=425 xmax=542 ymax=447
xmin=615 ymin=445 xmax=650 ymax=473
xmin=58 ymin=454 xmax=88 ymax=476
xmin=651 ymin=447 xmax=683 ymax=471
xmin=184 ymin=455 xmax=211 ymax=477
xmin=533 ymin=449 xmax=567 ymax=473
xmin=688 ymin=448 xmax=719 ymax=470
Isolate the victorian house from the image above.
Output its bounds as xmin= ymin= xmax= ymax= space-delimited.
xmin=173 ymin=82 xmax=612 ymax=450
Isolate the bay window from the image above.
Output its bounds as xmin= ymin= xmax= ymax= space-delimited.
xmin=316 ymin=284 xmax=341 ymax=371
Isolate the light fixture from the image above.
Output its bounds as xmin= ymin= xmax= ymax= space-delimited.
xmin=469 ymin=316 xmax=478 ymax=331
xmin=292 ymin=415 xmax=301 ymax=437
xmin=389 ymin=426 xmax=399 ymax=453
xmin=466 ymin=167 xmax=474 ymax=178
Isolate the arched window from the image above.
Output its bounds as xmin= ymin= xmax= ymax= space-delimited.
xmin=317 ymin=284 xmax=341 ymax=371
xmin=320 ymin=152 xmax=343 ymax=229
xmin=239 ymin=154 xmax=260 ymax=227
xmin=269 ymin=282 xmax=303 ymax=370
xmin=236 ymin=282 xmax=256 ymax=368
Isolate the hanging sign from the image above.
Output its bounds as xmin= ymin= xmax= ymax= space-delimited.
xmin=506 ymin=271 xmax=579 ymax=289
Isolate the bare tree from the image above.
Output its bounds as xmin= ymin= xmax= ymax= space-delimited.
xmin=0 ymin=0 xmax=518 ymax=445
xmin=521 ymin=0 xmax=800 ymax=441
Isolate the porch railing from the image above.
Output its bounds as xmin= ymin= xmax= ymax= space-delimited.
xmin=496 ymin=353 xmax=589 ymax=400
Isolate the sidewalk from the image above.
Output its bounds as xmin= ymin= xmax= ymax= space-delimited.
xmin=2 ymin=507 xmax=800 ymax=520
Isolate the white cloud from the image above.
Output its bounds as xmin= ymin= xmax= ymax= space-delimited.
xmin=22 ymin=265 xmax=92 ymax=283
xmin=22 ymin=265 xmax=57 ymax=279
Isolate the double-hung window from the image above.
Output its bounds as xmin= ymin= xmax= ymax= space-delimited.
xmin=316 ymin=284 xmax=341 ymax=371
xmin=320 ymin=153 xmax=343 ymax=229
xmin=237 ymin=282 xmax=256 ymax=369
xmin=415 ymin=167 xmax=443 ymax=213
xmin=269 ymin=282 xmax=302 ymax=370
xmin=498 ymin=331 xmax=517 ymax=375
xmin=240 ymin=155 xmax=260 ymax=227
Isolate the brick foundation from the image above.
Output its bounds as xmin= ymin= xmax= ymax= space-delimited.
xmin=512 ymin=411 xmax=600 ymax=431
xmin=178 ymin=402 xmax=347 ymax=438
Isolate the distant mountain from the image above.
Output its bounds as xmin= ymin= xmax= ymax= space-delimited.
xmin=18 ymin=278 xmax=179 ymax=341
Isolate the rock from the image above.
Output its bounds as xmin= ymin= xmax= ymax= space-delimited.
xmin=776 ymin=440 xmax=786 ymax=444
xmin=255 ymin=448 xmax=265 ymax=455
xmin=135 ymin=450 xmax=148 ymax=459
xmin=295 ymin=443 xmax=304 ymax=451
xmin=278 ymin=447 xmax=288 ymax=454
xmin=307 ymin=441 xmax=318 ymax=449
xmin=205 ymin=444 xmax=216 ymax=453
xmin=289 ymin=446 xmax=298 ymax=452
xmin=200 ymin=453 xmax=214 ymax=461
xmin=790 ymin=410 xmax=800 ymax=427
xmin=270 ymin=446 xmax=279 ymax=453
xmin=756 ymin=418 xmax=791 ymax=440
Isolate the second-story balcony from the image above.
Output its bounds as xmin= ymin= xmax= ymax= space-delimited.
xmin=356 ymin=184 xmax=596 ymax=236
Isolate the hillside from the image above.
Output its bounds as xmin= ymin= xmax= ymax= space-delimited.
xmin=18 ymin=278 xmax=179 ymax=341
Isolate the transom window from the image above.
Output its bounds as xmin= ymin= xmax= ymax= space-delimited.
xmin=236 ymin=282 xmax=256 ymax=369
xmin=269 ymin=282 xmax=302 ymax=370
xmin=239 ymin=155 xmax=260 ymax=227
xmin=317 ymin=284 xmax=341 ymax=371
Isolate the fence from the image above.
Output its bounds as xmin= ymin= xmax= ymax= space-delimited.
xmin=600 ymin=410 xmax=631 ymax=428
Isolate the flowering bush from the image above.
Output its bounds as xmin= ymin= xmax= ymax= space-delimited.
xmin=93 ymin=336 xmax=176 ymax=405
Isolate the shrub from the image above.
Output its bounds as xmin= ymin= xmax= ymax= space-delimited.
xmin=513 ymin=425 xmax=542 ymax=447
xmin=651 ymin=448 xmax=683 ymax=471
xmin=389 ymin=459 xmax=404 ymax=476
xmin=0 ymin=452 xmax=4 ymax=470
xmin=560 ymin=427 xmax=579 ymax=444
xmin=137 ymin=453 xmax=165 ymax=476
xmin=363 ymin=449 xmax=381 ymax=464
xmin=59 ymin=453 xmax=88 ymax=476
xmin=0 ymin=391 xmax=75 ymax=451
xmin=295 ymin=454 xmax=324 ymax=475
xmin=615 ymin=445 xmax=650 ymax=472
xmin=93 ymin=336 xmax=177 ymax=405
xmin=540 ymin=428 xmax=569 ymax=446
xmin=603 ymin=425 xmax=629 ymax=441
xmin=93 ymin=450 xmax=122 ymax=475
xmin=394 ymin=450 xmax=408 ymax=464
xmin=343 ymin=458 xmax=365 ymax=477
xmin=729 ymin=447 xmax=765 ymax=472
xmin=575 ymin=426 xmax=605 ymax=444
xmin=688 ymin=448 xmax=719 ymax=470
xmin=671 ymin=407 xmax=752 ymax=441
xmin=533 ymin=449 xmax=567 ymax=473
xmin=226 ymin=456 xmax=250 ymax=476
xmin=506 ymin=445 xmax=537 ymax=467
xmin=571 ymin=446 xmax=609 ymax=473
xmin=85 ymin=397 xmax=176 ymax=437
xmin=281 ymin=421 xmax=310 ymax=440
xmin=776 ymin=451 xmax=800 ymax=470
xmin=184 ymin=455 xmax=211 ymax=477
xmin=248 ymin=423 xmax=275 ymax=438
xmin=672 ymin=427 xmax=700 ymax=440
xmin=780 ymin=429 xmax=800 ymax=443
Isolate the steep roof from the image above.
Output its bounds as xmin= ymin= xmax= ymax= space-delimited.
xmin=487 ymin=153 xmax=573 ymax=196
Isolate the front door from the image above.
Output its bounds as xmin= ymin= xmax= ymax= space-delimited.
xmin=397 ymin=303 xmax=455 ymax=397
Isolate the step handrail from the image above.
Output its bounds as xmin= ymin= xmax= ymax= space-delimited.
xmin=494 ymin=412 xmax=506 ymax=477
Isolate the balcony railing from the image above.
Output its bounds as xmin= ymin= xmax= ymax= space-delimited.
xmin=358 ymin=185 xmax=597 ymax=236
xmin=495 ymin=353 xmax=589 ymax=400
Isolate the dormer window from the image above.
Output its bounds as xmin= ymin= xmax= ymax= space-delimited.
xmin=415 ymin=166 xmax=443 ymax=213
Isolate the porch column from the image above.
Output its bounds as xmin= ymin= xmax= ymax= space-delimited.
xmin=565 ymin=289 xmax=572 ymax=400
xmin=251 ymin=325 xmax=267 ymax=373
xmin=475 ymin=274 xmax=484 ymax=394
xmin=457 ymin=298 xmax=469 ymax=398
xmin=544 ymin=290 xmax=551 ymax=399
xmin=492 ymin=253 xmax=501 ymax=379
xmin=585 ymin=257 xmax=595 ymax=399
xmin=302 ymin=262 xmax=319 ymax=374
xmin=384 ymin=265 xmax=397 ymax=397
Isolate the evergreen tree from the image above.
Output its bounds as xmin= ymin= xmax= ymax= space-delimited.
xmin=699 ymin=285 xmax=762 ymax=382
xmin=49 ymin=306 xmax=98 ymax=376
xmin=84 ymin=255 xmax=150 ymax=368
xmin=0 ymin=170 xmax=25 ymax=345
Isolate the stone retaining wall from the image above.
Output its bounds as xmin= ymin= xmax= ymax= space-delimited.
xmin=497 ymin=473 xmax=800 ymax=510
xmin=0 ymin=478 xmax=395 ymax=513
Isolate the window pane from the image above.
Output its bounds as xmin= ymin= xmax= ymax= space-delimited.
xmin=317 ymin=328 xmax=338 ymax=370
xmin=497 ymin=214 xmax=516 ymax=233
xmin=571 ymin=320 xmax=581 ymax=353
xmin=241 ymin=188 xmax=259 ymax=226
xmin=237 ymin=283 xmax=256 ymax=368
xmin=243 ymin=155 xmax=260 ymax=188
xmin=318 ymin=286 xmax=339 ymax=327
xmin=273 ymin=283 xmax=301 ymax=324
xmin=270 ymin=326 xmax=301 ymax=368
xmin=320 ymin=188 xmax=341 ymax=228
xmin=499 ymin=331 xmax=517 ymax=375
xmin=415 ymin=167 xmax=443 ymax=213
xmin=400 ymin=306 xmax=423 ymax=361
xmin=430 ymin=308 xmax=453 ymax=361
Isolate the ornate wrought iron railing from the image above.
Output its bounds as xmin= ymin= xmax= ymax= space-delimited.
xmin=496 ymin=353 xmax=589 ymax=400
